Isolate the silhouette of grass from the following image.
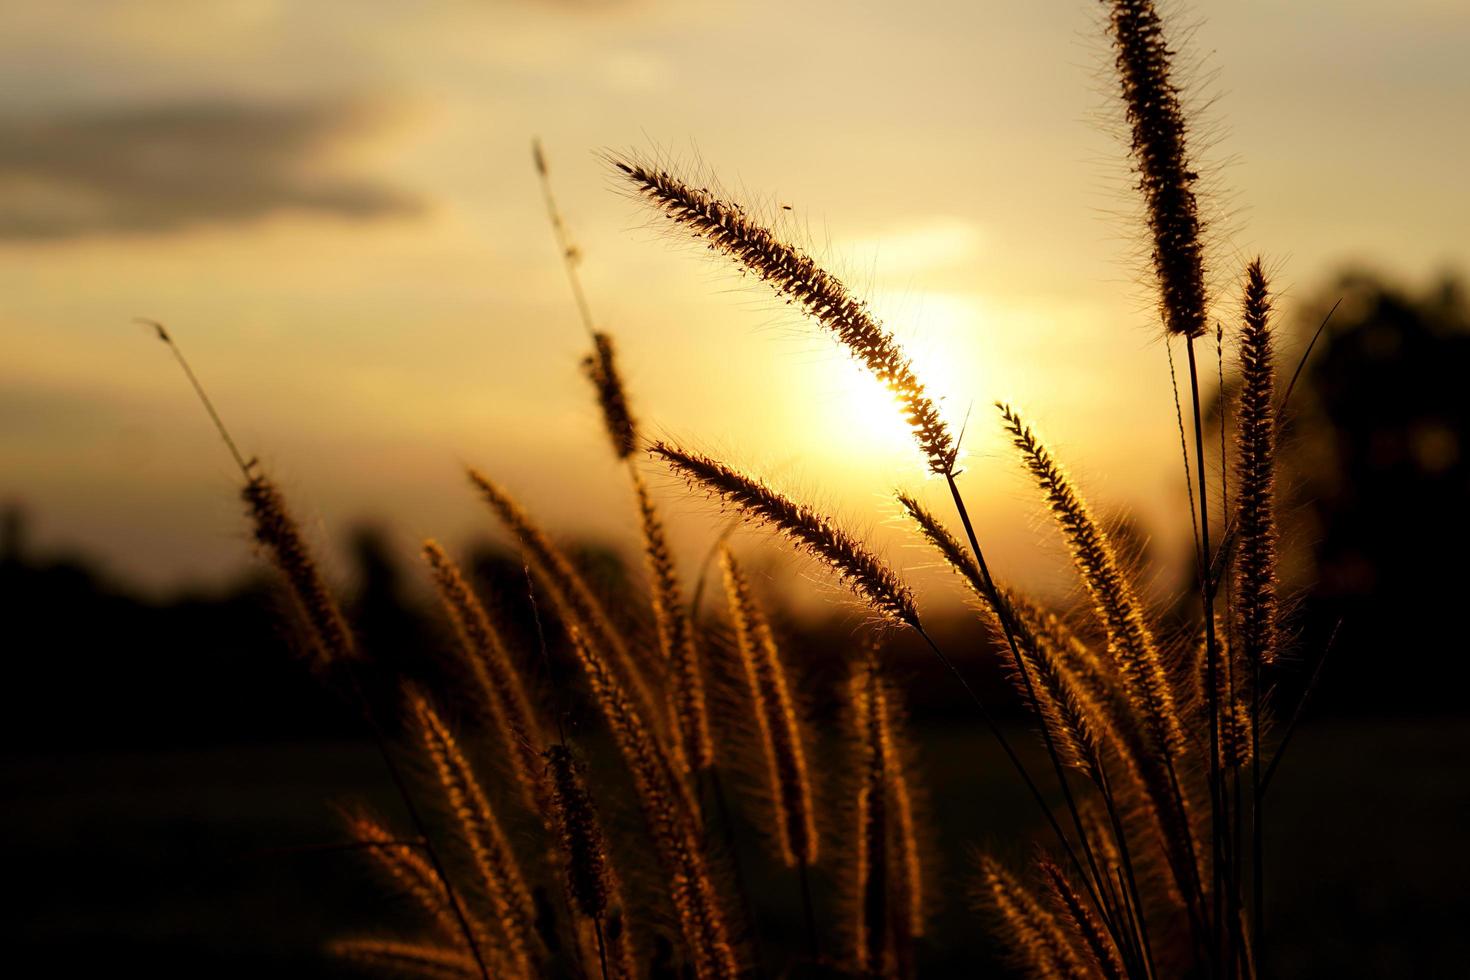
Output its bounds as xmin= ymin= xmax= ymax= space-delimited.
xmin=159 ymin=3 xmax=1319 ymax=976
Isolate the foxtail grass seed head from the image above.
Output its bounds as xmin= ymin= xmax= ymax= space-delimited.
xmin=974 ymin=855 xmax=1092 ymax=980
xmin=543 ymin=744 xmax=613 ymax=922
xmin=563 ymin=626 xmax=738 ymax=979
xmin=998 ymin=404 xmax=1184 ymax=757
xmin=1235 ymin=258 xmax=1280 ymax=666
xmin=328 ymin=938 xmax=489 ymax=980
xmin=409 ymin=691 xmax=536 ymax=972
xmin=653 ymin=441 xmax=919 ymax=628
xmin=243 ymin=474 xmax=356 ymax=667
xmin=467 ymin=468 xmax=666 ymax=743
xmin=1104 ymin=0 xmax=1208 ymax=339
xmin=613 ymin=156 xmax=956 ymax=474
xmin=582 ymin=331 xmax=639 ymax=460
xmin=851 ymin=660 xmax=892 ymax=977
xmin=1038 ymin=856 xmax=1127 ymax=980
xmin=635 ymin=473 xmax=714 ymax=772
xmin=342 ymin=808 xmax=464 ymax=946
xmin=422 ymin=539 xmax=546 ymax=812
xmin=720 ymin=547 xmax=818 ymax=868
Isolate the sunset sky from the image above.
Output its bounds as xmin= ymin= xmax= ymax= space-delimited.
xmin=4 ymin=0 xmax=1467 ymax=607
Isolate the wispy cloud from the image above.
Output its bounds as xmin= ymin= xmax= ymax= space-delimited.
xmin=0 ymin=100 xmax=421 ymax=240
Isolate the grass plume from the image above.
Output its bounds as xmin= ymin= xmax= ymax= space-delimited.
xmin=974 ymin=854 xmax=1093 ymax=980
xmin=467 ymin=469 xmax=665 ymax=742
xmin=342 ymin=808 xmax=469 ymax=948
xmin=563 ymin=625 xmax=738 ymax=979
xmin=422 ymin=540 xmax=546 ymax=812
xmin=611 ymin=155 xmax=956 ymax=474
xmin=1103 ymin=0 xmax=1208 ymax=339
xmin=243 ymin=474 xmax=356 ymax=667
xmin=652 ymin=441 xmax=918 ymax=628
xmin=408 ymin=691 xmax=537 ymax=973
xmin=635 ymin=471 xmax=714 ymax=773
xmin=1234 ymin=259 xmax=1279 ymax=667
xmin=327 ymin=938 xmax=488 ymax=980
xmin=998 ymin=404 xmax=1184 ymax=757
xmin=1039 ymin=856 xmax=1128 ymax=980
xmin=583 ymin=331 xmax=639 ymax=460
xmin=719 ymin=547 xmax=818 ymax=869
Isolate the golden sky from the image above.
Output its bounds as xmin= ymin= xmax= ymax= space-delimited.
xmin=3 ymin=0 xmax=1467 ymax=606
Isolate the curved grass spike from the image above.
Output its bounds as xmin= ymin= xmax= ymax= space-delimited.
xmin=342 ymin=808 xmax=468 ymax=947
xmin=612 ymin=156 xmax=956 ymax=475
xmin=652 ymin=441 xmax=918 ymax=628
xmin=583 ymin=332 xmax=639 ymax=460
xmin=1235 ymin=257 xmax=1277 ymax=967
xmin=409 ymin=692 xmax=538 ymax=975
xmin=563 ymin=625 xmax=738 ymax=979
xmin=719 ymin=548 xmax=818 ymax=870
xmin=1103 ymin=0 xmax=1207 ymax=340
xmin=870 ymin=655 xmax=925 ymax=948
xmin=997 ymin=404 xmax=1184 ymax=758
xmin=467 ymin=469 xmax=667 ymax=745
xmin=974 ymin=855 xmax=1093 ymax=980
xmin=1195 ymin=619 xmax=1252 ymax=769
xmin=1235 ymin=259 xmax=1278 ymax=669
xmin=153 ymin=323 xmax=492 ymax=980
xmin=422 ymin=540 xmax=547 ymax=813
xmin=1038 ymin=857 xmax=1127 ymax=980
xmin=243 ymin=474 xmax=357 ymax=668
xmin=847 ymin=655 xmax=926 ymax=976
xmin=850 ymin=659 xmax=891 ymax=978
xmin=543 ymin=743 xmax=636 ymax=980
xmin=654 ymin=448 xmax=1109 ymax=939
xmin=327 ymin=939 xmax=490 ymax=980
xmin=635 ymin=471 xmax=714 ymax=773
xmin=897 ymin=492 xmax=1155 ymax=953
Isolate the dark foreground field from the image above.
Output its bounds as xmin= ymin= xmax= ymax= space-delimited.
xmin=7 ymin=719 xmax=1466 ymax=978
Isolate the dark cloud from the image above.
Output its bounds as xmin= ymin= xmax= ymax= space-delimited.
xmin=0 ymin=101 xmax=422 ymax=240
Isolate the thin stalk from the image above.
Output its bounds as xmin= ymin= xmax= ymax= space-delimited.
xmin=1115 ymin=867 xmax=1154 ymax=980
xmin=1251 ymin=651 xmax=1263 ymax=969
xmin=942 ymin=473 xmax=1123 ymax=940
xmin=594 ymin=916 xmax=610 ymax=980
xmin=1095 ymin=760 xmax=1158 ymax=980
xmin=355 ymin=681 xmax=492 ymax=980
xmin=154 ymin=325 xmax=489 ymax=980
xmin=533 ymin=139 xmax=597 ymax=339
xmin=1186 ymin=336 xmax=1225 ymax=970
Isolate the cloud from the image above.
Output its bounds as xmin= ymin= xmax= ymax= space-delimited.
xmin=0 ymin=100 xmax=422 ymax=240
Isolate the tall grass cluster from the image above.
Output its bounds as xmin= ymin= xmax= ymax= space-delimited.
xmin=163 ymin=2 xmax=1318 ymax=976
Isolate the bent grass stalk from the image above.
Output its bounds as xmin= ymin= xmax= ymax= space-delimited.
xmin=155 ymin=326 xmax=492 ymax=980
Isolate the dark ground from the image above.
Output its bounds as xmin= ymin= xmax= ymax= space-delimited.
xmin=6 ymin=718 xmax=1467 ymax=977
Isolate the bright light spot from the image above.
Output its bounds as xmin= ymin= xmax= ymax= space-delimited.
xmin=813 ymin=290 xmax=1000 ymax=469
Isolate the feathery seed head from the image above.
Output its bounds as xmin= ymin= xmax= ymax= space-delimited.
xmin=997 ymin=403 xmax=1184 ymax=757
xmin=243 ymin=474 xmax=356 ymax=667
xmin=612 ymin=155 xmax=956 ymax=474
xmin=1235 ymin=257 xmax=1279 ymax=667
xmin=634 ymin=473 xmax=714 ymax=772
xmin=408 ymin=690 xmax=536 ymax=970
xmin=719 ymin=547 xmax=818 ymax=867
xmin=543 ymin=743 xmax=612 ymax=922
xmin=582 ymin=331 xmax=639 ymax=460
xmin=421 ymin=539 xmax=546 ymax=812
xmin=653 ymin=441 xmax=919 ymax=628
xmin=1104 ymin=0 xmax=1209 ymax=338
